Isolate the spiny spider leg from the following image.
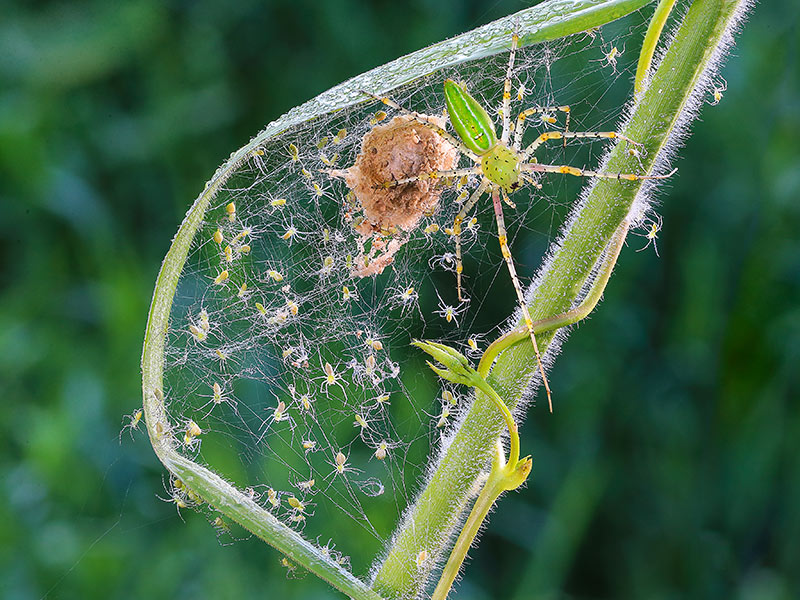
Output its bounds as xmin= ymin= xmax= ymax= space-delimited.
xmin=522 ymin=130 xmax=642 ymax=161
xmin=513 ymin=105 xmax=571 ymax=152
xmin=361 ymin=91 xmax=480 ymax=162
xmin=380 ymin=167 xmax=480 ymax=189
xmin=520 ymin=174 xmax=543 ymax=190
xmin=452 ymin=179 xmax=490 ymax=302
xmin=501 ymin=188 xmax=516 ymax=209
xmin=500 ymin=29 xmax=519 ymax=144
xmin=525 ymin=163 xmax=678 ymax=181
xmin=491 ymin=186 xmax=553 ymax=412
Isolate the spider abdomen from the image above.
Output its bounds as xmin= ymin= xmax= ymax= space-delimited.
xmin=481 ymin=143 xmax=522 ymax=190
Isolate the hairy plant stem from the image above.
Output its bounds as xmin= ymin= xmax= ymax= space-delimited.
xmin=373 ymin=1 xmax=747 ymax=597
xmin=431 ymin=439 xmax=530 ymax=600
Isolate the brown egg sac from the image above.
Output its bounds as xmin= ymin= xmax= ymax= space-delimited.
xmin=330 ymin=113 xmax=458 ymax=276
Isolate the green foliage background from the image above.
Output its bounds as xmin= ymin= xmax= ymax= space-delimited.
xmin=1 ymin=1 xmax=798 ymax=598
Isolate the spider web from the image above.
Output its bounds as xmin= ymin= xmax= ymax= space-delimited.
xmin=159 ymin=18 xmax=648 ymax=574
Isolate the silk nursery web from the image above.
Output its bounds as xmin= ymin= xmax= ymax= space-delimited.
xmin=160 ymin=21 xmax=650 ymax=570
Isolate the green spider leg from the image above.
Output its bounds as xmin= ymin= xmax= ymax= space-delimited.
xmin=379 ymin=166 xmax=480 ymax=189
xmin=525 ymin=162 xmax=678 ymax=181
xmin=512 ymin=105 xmax=571 ymax=152
xmin=452 ymin=179 xmax=490 ymax=302
xmin=489 ymin=184 xmax=554 ymax=410
xmin=521 ymin=129 xmax=642 ymax=161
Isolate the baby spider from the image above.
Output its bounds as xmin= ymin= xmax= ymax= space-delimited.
xmin=188 ymin=322 xmax=207 ymax=343
xmin=225 ymin=201 xmax=236 ymax=222
xmin=353 ymin=413 xmax=370 ymax=430
xmin=272 ymin=400 xmax=289 ymax=423
xmin=183 ymin=419 xmax=203 ymax=450
xmin=266 ymin=487 xmax=281 ymax=509
xmin=256 ymin=398 xmax=295 ymax=444
xmin=265 ymin=268 xmax=284 ymax=283
xmin=199 ymin=381 xmax=238 ymax=417
xmin=319 ymin=361 xmax=346 ymax=393
xmin=392 ymin=284 xmax=418 ymax=310
xmin=709 ymin=77 xmax=727 ymax=105
xmin=372 ymin=392 xmax=392 ymax=408
xmin=434 ymin=298 xmax=467 ymax=326
xmin=436 ymin=404 xmax=451 ymax=429
xmin=465 ymin=335 xmax=484 ymax=357
xmin=280 ymin=556 xmax=299 ymax=578
xmin=297 ymin=391 xmax=314 ymax=412
xmin=598 ymin=43 xmax=625 ymax=72
xmin=428 ymin=251 xmax=458 ymax=272
xmin=197 ymin=309 xmax=210 ymax=333
xmin=211 ymin=515 xmax=232 ymax=538
xmin=279 ymin=220 xmax=306 ymax=244
xmin=329 ymin=450 xmax=358 ymax=477
xmin=160 ymin=489 xmax=189 ymax=520
xmin=365 ymin=433 xmax=404 ymax=462
xmin=373 ymin=440 xmax=390 ymax=461
xmin=213 ymin=269 xmax=229 ymax=286
xmin=342 ymin=285 xmax=358 ymax=301
xmin=363 ymin=334 xmax=383 ymax=352
xmin=366 ymin=29 xmax=675 ymax=411
xmin=363 ymin=354 xmax=383 ymax=385
xmin=158 ymin=477 xmax=198 ymax=520
xmin=441 ymin=389 xmax=459 ymax=406
xmin=119 ymin=408 xmax=143 ymax=441
xmin=286 ymin=495 xmax=314 ymax=527
xmin=635 ymin=213 xmax=663 ymax=256
xmin=213 ymin=347 xmax=230 ymax=368
xmin=294 ymin=477 xmax=316 ymax=493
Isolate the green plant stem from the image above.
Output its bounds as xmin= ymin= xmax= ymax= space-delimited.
xmin=635 ymin=0 xmax=677 ymax=94
xmin=431 ymin=440 xmax=529 ymax=600
xmin=373 ymin=1 xmax=746 ymax=597
xmin=414 ymin=341 xmax=526 ymax=600
xmin=414 ymin=340 xmax=522 ymax=471
xmin=431 ymin=477 xmax=504 ymax=600
xmin=474 ymin=381 xmax=521 ymax=468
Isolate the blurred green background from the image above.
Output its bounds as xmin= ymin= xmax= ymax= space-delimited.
xmin=1 ymin=1 xmax=798 ymax=599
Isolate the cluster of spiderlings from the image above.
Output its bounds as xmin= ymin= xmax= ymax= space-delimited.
xmin=158 ymin=24 xmax=645 ymax=566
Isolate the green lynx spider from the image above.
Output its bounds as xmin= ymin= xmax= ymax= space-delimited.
xmin=368 ymin=31 xmax=675 ymax=411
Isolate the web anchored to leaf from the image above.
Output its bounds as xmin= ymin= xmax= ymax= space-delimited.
xmin=157 ymin=21 xmax=657 ymax=571
xmin=141 ymin=0 xmax=753 ymax=593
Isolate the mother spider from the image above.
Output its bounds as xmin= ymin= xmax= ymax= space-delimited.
xmin=367 ymin=31 xmax=674 ymax=411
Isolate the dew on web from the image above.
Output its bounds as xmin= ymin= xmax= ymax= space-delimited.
xmin=160 ymin=21 xmax=647 ymax=570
